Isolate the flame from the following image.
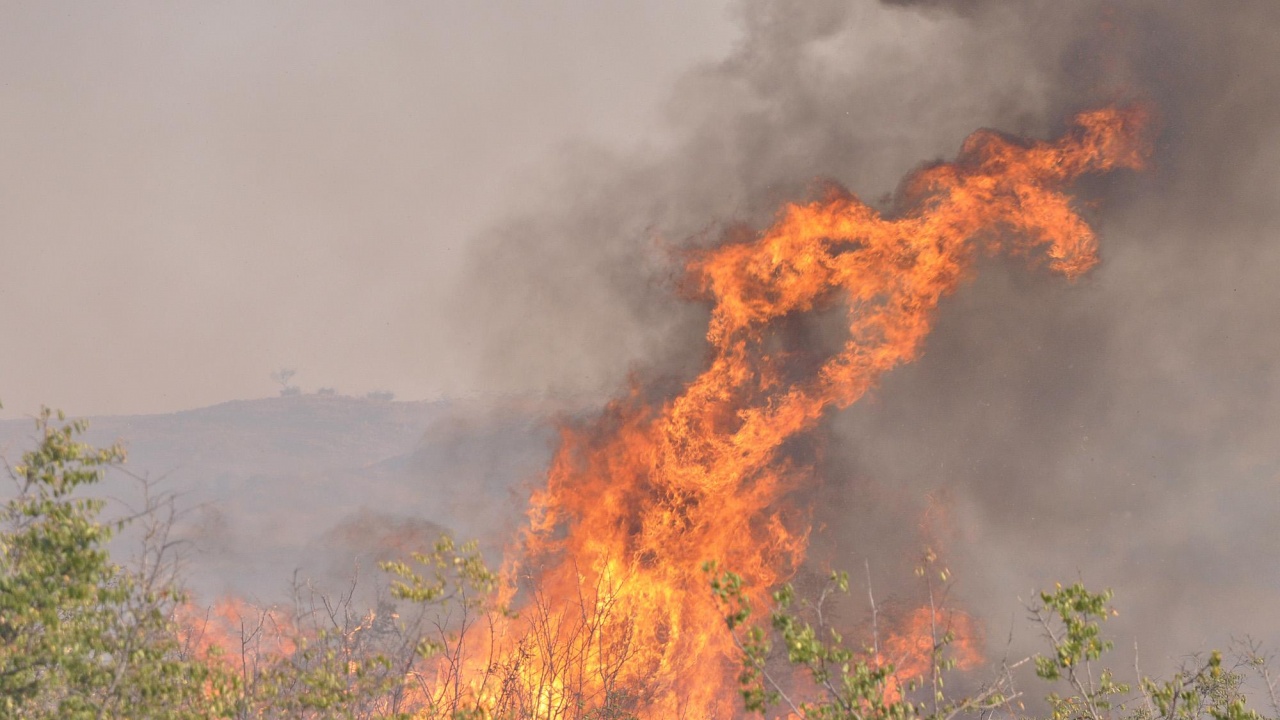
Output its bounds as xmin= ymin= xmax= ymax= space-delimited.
xmin=169 ymin=107 xmax=1150 ymax=718
xmin=176 ymin=596 xmax=296 ymax=675
xmin=879 ymin=606 xmax=984 ymax=704
xmin=439 ymin=104 xmax=1153 ymax=719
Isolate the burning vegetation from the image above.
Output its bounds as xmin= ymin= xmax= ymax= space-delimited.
xmin=439 ymin=104 xmax=1155 ymax=718
xmin=8 ymin=3 xmax=1280 ymax=714
xmin=9 ymin=0 xmax=1280 ymax=716
xmin=158 ymin=104 xmax=1158 ymax=718
xmin=6 ymin=87 xmax=1280 ymax=717
xmin=7 ymin=103 xmax=1212 ymax=720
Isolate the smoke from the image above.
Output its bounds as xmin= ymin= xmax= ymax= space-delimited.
xmin=829 ymin=0 xmax=1280 ymax=666
xmin=454 ymin=0 xmax=1280 ymax=678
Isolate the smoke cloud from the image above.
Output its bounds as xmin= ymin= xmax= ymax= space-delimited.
xmin=455 ymin=0 xmax=1280 ymax=674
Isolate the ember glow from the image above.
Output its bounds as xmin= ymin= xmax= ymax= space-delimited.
xmin=443 ymin=104 xmax=1154 ymax=718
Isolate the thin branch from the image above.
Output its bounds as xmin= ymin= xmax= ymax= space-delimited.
xmin=724 ymin=619 xmax=805 ymax=719
xmin=866 ymin=558 xmax=880 ymax=658
xmin=1136 ymin=639 xmax=1155 ymax=717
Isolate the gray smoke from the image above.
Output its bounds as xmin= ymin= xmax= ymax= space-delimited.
xmin=825 ymin=0 xmax=1280 ymax=671
xmin=453 ymin=0 xmax=1280 ymax=680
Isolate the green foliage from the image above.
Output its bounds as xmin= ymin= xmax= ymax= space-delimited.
xmin=0 ymin=407 xmax=515 ymax=720
xmin=715 ymin=567 xmax=1273 ymax=720
xmin=0 ymin=408 xmax=232 ymax=719
xmin=244 ymin=635 xmax=401 ymax=720
xmin=705 ymin=560 xmax=997 ymax=720
xmin=1027 ymin=583 xmax=1264 ymax=720
xmin=707 ymin=564 xmax=780 ymax=713
xmin=377 ymin=537 xmax=511 ymax=719
xmin=1137 ymin=653 xmax=1260 ymax=720
xmin=1031 ymin=583 xmax=1129 ymax=720
xmin=5 ymin=400 xmax=1277 ymax=720
xmin=1033 ymin=583 xmax=1118 ymax=681
xmin=206 ymin=534 xmax=506 ymax=719
xmin=381 ymin=535 xmax=500 ymax=609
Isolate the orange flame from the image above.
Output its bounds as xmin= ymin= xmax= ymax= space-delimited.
xmin=176 ymin=596 xmax=296 ymax=676
xmin=451 ymin=106 xmax=1152 ymax=718
xmin=879 ymin=606 xmax=984 ymax=704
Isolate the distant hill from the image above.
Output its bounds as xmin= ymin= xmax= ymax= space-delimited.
xmin=0 ymin=395 xmax=558 ymax=601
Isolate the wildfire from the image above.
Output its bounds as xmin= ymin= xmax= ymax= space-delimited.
xmin=188 ymin=105 xmax=1151 ymax=719
xmin=453 ymin=104 xmax=1153 ymax=720
xmin=176 ymin=596 xmax=297 ymax=676
xmin=879 ymin=606 xmax=984 ymax=704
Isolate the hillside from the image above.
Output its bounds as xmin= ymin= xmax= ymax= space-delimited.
xmin=0 ymin=395 xmax=556 ymax=600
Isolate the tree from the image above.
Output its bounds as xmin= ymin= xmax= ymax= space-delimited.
xmin=271 ymin=368 xmax=301 ymax=397
xmin=707 ymin=552 xmax=1014 ymax=720
xmin=1031 ymin=584 xmax=1263 ymax=720
xmin=709 ymin=559 xmax=1274 ymax=720
xmin=0 ymin=408 xmax=233 ymax=719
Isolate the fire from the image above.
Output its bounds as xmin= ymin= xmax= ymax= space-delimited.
xmin=176 ymin=596 xmax=297 ymax=675
xmin=170 ymin=107 xmax=1150 ymax=718
xmin=155 ymin=108 xmax=1149 ymax=720
xmin=879 ymin=606 xmax=984 ymax=704
xmin=441 ymin=104 xmax=1154 ymax=719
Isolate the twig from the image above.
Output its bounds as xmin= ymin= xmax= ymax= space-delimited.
xmin=866 ymin=558 xmax=880 ymax=658
xmin=1136 ymin=639 xmax=1154 ymax=717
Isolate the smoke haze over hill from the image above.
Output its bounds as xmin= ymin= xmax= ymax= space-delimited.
xmin=0 ymin=396 xmax=557 ymax=600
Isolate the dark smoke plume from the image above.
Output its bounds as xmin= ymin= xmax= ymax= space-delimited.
xmin=453 ymin=0 xmax=1280 ymax=673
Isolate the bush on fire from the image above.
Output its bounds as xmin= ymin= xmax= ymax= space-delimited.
xmin=1 ymin=409 xmax=1275 ymax=720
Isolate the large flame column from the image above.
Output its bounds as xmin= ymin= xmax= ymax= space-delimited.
xmin=479 ymin=105 xmax=1151 ymax=720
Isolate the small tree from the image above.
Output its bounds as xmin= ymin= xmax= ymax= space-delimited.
xmin=710 ymin=561 xmax=1273 ymax=720
xmin=1031 ymin=584 xmax=1263 ymax=720
xmin=707 ymin=555 xmax=1015 ymax=720
xmin=271 ymin=368 xmax=301 ymax=397
xmin=0 ymin=408 xmax=234 ymax=719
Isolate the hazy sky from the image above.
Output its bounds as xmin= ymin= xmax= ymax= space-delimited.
xmin=0 ymin=1 xmax=734 ymax=419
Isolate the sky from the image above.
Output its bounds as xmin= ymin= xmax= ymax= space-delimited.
xmin=0 ymin=1 xmax=734 ymax=419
